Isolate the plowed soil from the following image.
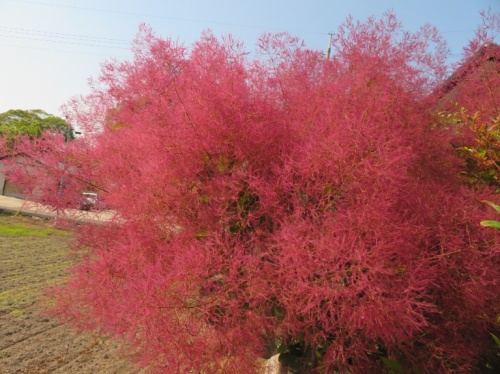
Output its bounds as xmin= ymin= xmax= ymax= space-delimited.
xmin=0 ymin=214 xmax=143 ymax=374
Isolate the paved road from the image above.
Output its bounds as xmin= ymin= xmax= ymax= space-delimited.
xmin=0 ymin=195 xmax=116 ymax=223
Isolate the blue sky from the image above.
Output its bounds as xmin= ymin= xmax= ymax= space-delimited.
xmin=0 ymin=0 xmax=499 ymax=117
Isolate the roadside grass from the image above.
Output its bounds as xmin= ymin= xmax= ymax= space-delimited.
xmin=0 ymin=223 xmax=70 ymax=237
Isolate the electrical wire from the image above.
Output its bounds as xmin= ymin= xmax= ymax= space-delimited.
xmin=0 ymin=26 xmax=131 ymax=45
xmin=0 ymin=33 xmax=130 ymax=50
xmin=0 ymin=42 xmax=130 ymax=58
xmin=9 ymin=0 xmax=328 ymax=35
xmin=2 ymin=1 xmax=483 ymax=62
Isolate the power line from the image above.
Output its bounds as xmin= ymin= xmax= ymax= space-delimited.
xmin=9 ymin=0 xmax=328 ymax=36
xmin=0 ymin=42 xmax=130 ymax=58
xmin=0 ymin=26 xmax=131 ymax=45
xmin=9 ymin=0 xmax=484 ymax=37
xmin=0 ymin=25 xmax=132 ymax=56
xmin=0 ymin=33 xmax=130 ymax=50
xmin=3 ymin=1 xmax=479 ymax=63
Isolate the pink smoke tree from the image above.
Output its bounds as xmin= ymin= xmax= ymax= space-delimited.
xmin=1 ymin=12 xmax=499 ymax=373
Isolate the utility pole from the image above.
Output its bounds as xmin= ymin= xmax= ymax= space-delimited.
xmin=325 ymin=33 xmax=333 ymax=60
xmin=55 ymin=124 xmax=75 ymax=223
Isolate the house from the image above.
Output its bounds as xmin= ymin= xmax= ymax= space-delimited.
xmin=0 ymin=156 xmax=26 ymax=199
xmin=435 ymin=43 xmax=500 ymax=112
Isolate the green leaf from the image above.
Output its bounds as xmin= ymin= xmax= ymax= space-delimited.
xmin=482 ymin=200 xmax=500 ymax=214
xmin=381 ymin=357 xmax=405 ymax=374
xmin=491 ymin=333 xmax=500 ymax=348
xmin=480 ymin=220 xmax=500 ymax=229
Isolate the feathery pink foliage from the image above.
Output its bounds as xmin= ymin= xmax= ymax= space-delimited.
xmin=2 ymin=13 xmax=499 ymax=373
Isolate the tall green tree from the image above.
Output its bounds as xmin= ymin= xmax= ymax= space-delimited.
xmin=0 ymin=109 xmax=71 ymax=139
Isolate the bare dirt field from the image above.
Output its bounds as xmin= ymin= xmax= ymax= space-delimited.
xmin=0 ymin=214 xmax=143 ymax=374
